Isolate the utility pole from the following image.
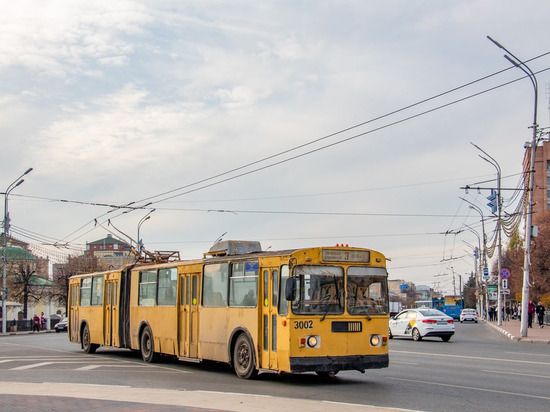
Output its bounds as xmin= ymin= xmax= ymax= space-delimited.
xmin=2 ymin=168 xmax=33 ymax=335
xmin=488 ymin=36 xmax=538 ymax=337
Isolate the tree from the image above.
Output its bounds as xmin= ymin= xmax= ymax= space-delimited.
xmin=496 ymin=219 xmax=550 ymax=304
xmin=530 ymin=214 xmax=550 ymax=301
xmin=10 ymin=261 xmax=49 ymax=319
xmin=499 ymin=230 xmax=524 ymax=301
xmin=462 ymin=273 xmax=476 ymax=308
xmin=51 ymin=254 xmax=99 ymax=313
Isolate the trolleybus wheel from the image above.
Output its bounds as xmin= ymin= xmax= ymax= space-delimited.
xmin=140 ymin=326 xmax=159 ymax=363
xmin=412 ymin=327 xmax=422 ymax=341
xmin=82 ymin=324 xmax=98 ymax=354
xmin=233 ymin=334 xmax=258 ymax=379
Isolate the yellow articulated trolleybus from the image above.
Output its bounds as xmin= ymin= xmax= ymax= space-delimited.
xmin=68 ymin=240 xmax=390 ymax=378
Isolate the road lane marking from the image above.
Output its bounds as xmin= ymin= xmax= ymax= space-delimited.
xmin=11 ymin=362 xmax=54 ymax=370
xmin=481 ymin=369 xmax=550 ymax=379
xmin=505 ymin=351 xmax=550 ymax=357
xmin=43 ymin=382 xmax=131 ymax=388
xmin=75 ymin=364 xmax=152 ymax=370
xmin=388 ymin=377 xmax=550 ymax=400
xmin=391 ymin=350 xmax=550 ymax=366
xmin=390 ymin=361 xmax=419 ymax=365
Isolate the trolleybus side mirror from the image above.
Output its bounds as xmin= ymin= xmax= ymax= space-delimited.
xmin=285 ymin=277 xmax=296 ymax=301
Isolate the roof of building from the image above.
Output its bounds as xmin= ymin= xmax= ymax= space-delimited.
xmin=87 ymin=234 xmax=131 ymax=247
xmin=0 ymin=245 xmax=35 ymax=260
xmin=29 ymin=274 xmax=54 ymax=287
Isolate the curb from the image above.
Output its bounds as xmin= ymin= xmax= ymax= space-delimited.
xmin=1 ymin=330 xmax=57 ymax=337
xmin=485 ymin=321 xmax=550 ymax=344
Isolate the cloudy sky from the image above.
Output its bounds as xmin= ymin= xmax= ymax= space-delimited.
xmin=2 ymin=1 xmax=550 ymax=294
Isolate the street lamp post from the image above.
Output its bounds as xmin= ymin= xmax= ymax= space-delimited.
xmin=471 ymin=143 xmax=503 ymax=326
xmin=2 ymin=168 xmax=33 ymax=335
xmin=460 ymin=198 xmax=489 ymax=319
xmin=463 ymin=223 xmax=483 ymax=317
xmin=488 ymin=36 xmax=538 ymax=337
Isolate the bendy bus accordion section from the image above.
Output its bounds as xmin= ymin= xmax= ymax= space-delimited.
xmin=67 ymin=240 xmax=390 ymax=379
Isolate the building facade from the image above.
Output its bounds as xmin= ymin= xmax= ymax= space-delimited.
xmin=524 ymin=140 xmax=550 ymax=226
xmin=86 ymin=234 xmax=134 ymax=269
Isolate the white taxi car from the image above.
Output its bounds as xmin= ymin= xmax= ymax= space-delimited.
xmin=460 ymin=308 xmax=478 ymax=323
xmin=389 ymin=308 xmax=455 ymax=342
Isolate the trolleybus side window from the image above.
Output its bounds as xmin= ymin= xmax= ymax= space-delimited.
xmin=229 ymin=261 xmax=258 ymax=307
xmin=70 ymin=284 xmax=79 ymax=306
xmin=203 ymin=263 xmax=229 ymax=307
xmin=278 ymin=265 xmax=289 ymax=315
xmin=139 ymin=270 xmax=158 ymax=306
xmin=272 ymin=269 xmax=279 ymax=307
xmin=91 ymin=276 xmax=104 ymax=306
xmin=158 ymin=268 xmax=177 ymax=306
xmin=80 ymin=277 xmax=92 ymax=307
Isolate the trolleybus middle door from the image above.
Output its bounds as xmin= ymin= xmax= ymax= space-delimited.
xmin=179 ymin=273 xmax=200 ymax=359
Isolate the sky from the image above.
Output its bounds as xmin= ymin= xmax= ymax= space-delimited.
xmin=2 ymin=1 xmax=550 ymax=295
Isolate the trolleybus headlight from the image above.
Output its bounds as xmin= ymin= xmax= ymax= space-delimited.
xmin=370 ymin=334 xmax=382 ymax=347
xmin=307 ymin=336 xmax=318 ymax=348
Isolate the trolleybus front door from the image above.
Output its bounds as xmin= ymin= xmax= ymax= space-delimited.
xmin=179 ymin=273 xmax=200 ymax=358
xmin=261 ymin=268 xmax=279 ymax=370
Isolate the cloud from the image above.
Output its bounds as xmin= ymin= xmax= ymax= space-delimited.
xmin=1 ymin=1 xmax=550 ymax=291
xmin=0 ymin=1 xmax=151 ymax=78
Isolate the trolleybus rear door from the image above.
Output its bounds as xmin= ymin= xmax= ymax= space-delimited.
xmin=261 ymin=268 xmax=279 ymax=370
xmin=104 ymin=277 xmax=119 ymax=347
xmin=69 ymin=283 xmax=79 ymax=342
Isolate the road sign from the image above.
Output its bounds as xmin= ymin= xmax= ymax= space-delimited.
xmin=501 ymin=289 xmax=510 ymax=295
xmin=483 ymin=267 xmax=489 ymax=278
xmin=501 ymin=279 xmax=508 ymax=289
xmin=487 ymin=189 xmax=498 ymax=214
xmin=500 ymin=268 xmax=510 ymax=279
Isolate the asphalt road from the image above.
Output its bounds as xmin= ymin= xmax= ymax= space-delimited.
xmin=0 ymin=322 xmax=549 ymax=411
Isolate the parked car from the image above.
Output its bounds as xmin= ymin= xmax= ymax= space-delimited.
xmin=460 ymin=308 xmax=478 ymax=323
xmin=55 ymin=317 xmax=68 ymax=333
xmin=389 ymin=308 xmax=455 ymax=342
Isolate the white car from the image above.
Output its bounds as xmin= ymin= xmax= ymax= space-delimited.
xmin=460 ymin=309 xmax=478 ymax=323
xmin=389 ymin=308 xmax=455 ymax=342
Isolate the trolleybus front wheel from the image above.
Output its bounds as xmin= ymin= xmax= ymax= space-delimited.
xmin=82 ymin=324 xmax=99 ymax=354
xmin=233 ymin=334 xmax=258 ymax=379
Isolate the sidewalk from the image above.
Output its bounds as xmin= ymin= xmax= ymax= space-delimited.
xmin=485 ymin=318 xmax=550 ymax=344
